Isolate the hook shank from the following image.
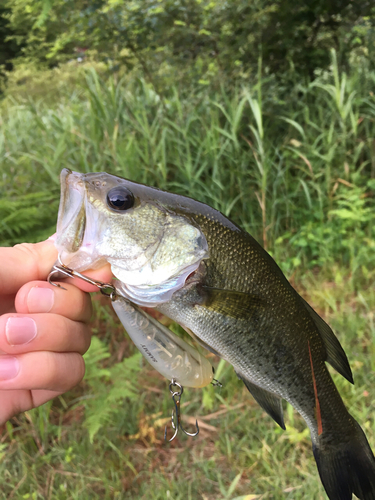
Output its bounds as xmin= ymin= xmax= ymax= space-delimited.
xmin=47 ymin=258 xmax=117 ymax=299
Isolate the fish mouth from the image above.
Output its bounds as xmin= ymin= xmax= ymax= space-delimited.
xmin=55 ymin=168 xmax=87 ymax=262
xmin=56 ymin=169 xmax=110 ymax=271
xmin=54 ymin=168 xmax=209 ymax=306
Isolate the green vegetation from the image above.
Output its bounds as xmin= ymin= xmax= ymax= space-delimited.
xmin=1 ymin=53 xmax=375 ymax=275
xmin=2 ymin=0 xmax=375 ymax=84
xmin=1 ymin=1 xmax=375 ymax=498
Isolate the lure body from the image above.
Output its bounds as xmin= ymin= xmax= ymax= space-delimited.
xmin=112 ymin=296 xmax=213 ymax=388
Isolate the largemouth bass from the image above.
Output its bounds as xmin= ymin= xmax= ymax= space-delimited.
xmin=55 ymin=168 xmax=375 ymax=500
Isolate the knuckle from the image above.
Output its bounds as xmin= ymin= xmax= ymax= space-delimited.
xmin=57 ymin=285 xmax=93 ymax=322
xmin=13 ymin=243 xmax=39 ymax=272
xmin=64 ymin=321 xmax=91 ymax=354
xmin=43 ymin=353 xmax=60 ymax=385
xmin=74 ymin=291 xmax=92 ymax=320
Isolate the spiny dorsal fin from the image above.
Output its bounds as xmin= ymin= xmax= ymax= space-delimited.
xmin=236 ymin=371 xmax=286 ymax=430
xmin=302 ymin=298 xmax=354 ymax=384
xmin=199 ymin=286 xmax=264 ymax=319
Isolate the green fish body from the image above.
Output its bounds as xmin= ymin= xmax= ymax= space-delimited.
xmin=56 ymin=169 xmax=375 ymax=500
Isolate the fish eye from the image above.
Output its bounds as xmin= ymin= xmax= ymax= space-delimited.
xmin=107 ymin=187 xmax=134 ymax=211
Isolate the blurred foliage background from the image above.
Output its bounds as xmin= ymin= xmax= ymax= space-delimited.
xmin=1 ymin=1 xmax=375 ymax=499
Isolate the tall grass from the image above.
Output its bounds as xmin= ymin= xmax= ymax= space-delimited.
xmin=1 ymin=51 xmax=374 ymax=277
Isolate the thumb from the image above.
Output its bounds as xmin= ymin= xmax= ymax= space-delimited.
xmin=0 ymin=239 xmax=114 ymax=296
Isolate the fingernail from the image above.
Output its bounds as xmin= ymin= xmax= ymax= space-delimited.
xmin=27 ymin=287 xmax=54 ymax=313
xmin=6 ymin=317 xmax=37 ymax=345
xmin=0 ymin=356 xmax=20 ymax=380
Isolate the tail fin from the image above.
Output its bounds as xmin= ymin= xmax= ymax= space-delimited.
xmin=313 ymin=419 xmax=375 ymax=500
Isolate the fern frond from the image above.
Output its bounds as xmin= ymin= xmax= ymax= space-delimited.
xmin=83 ymin=336 xmax=142 ymax=442
xmin=0 ymin=191 xmax=59 ymax=245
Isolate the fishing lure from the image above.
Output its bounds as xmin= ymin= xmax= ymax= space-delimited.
xmin=112 ymin=296 xmax=214 ymax=388
xmin=48 ymin=259 xmax=215 ymax=440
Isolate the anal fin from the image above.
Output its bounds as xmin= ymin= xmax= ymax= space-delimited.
xmin=236 ymin=371 xmax=286 ymax=430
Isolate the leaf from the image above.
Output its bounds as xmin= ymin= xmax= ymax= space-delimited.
xmin=232 ymin=496 xmax=261 ymax=500
xmin=279 ymin=116 xmax=306 ymax=139
xmin=0 ymin=443 xmax=8 ymax=462
xmin=33 ymin=0 xmax=52 ymax=28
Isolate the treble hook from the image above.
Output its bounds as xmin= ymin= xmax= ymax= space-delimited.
xmin=164 ymin=379 xmax=199 ymax=442
xmin=47 ymin=256 xmax=118 ymax=300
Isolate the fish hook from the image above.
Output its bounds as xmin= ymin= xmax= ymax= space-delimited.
xmin=47 ymin=256 xmax=118 ymax=300
xmin=164 ymin=379 xmax=199 ymax=442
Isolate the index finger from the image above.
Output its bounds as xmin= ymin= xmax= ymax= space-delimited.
xmin=0 ymin=240 xmax=57 ymax=295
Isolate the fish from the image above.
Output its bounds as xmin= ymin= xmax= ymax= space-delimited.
xmin=55 ymin=168 xmax=375 ymax=500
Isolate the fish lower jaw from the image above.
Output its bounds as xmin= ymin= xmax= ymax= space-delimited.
xmin=113 ymin=261 xmax=204 ymax=307
xmin=58 ymin=251 xmax=91 ymax=268
xmin=117 ymin=281 xmax=184 ymax=307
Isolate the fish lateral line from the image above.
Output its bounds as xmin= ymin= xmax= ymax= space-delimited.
xmin=308 ymin=340 xmax=323 ymax=436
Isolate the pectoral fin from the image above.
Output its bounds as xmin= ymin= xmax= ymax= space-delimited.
xmin=181 ymin=324 xmax=222 ymax=357
xmin=236 ymin=371 xmax=286 ymax=430
xmin=198 ymin=286 xmax=264 ymax=319
xmin=302 ymin=298 xmax=354 ymax=384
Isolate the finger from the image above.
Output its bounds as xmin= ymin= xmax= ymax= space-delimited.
xmin=0 ymin=314 xmax=92 ymax=355
xmin=0 ymin=389 xmax=63 ymax=425
xmin=15 ymin=281 xmax=93 ymax=323
xmin=0 ymin=294 xmax=16 ymax=315
xmin=0 ymin=239 xmax=113 ymax=296
xmin=0 ymin=240 xmax=57 ymax=296
xmin=0 ymin=352 xmax=85 ymax=392
xmin=31 ymin=389 xmax=64 ymax=407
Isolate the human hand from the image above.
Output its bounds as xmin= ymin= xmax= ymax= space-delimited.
xmin=0 ymin=239 xmax=112 ymax=425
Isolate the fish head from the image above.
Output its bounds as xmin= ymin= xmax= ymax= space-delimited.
xmin=56 ymin=169 xmax=209 ymax=305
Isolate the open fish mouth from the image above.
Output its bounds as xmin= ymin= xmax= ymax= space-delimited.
xmin=55 ymin=169 xmax=106 ymax=271
xmin=56 ymin=169 xmax=86 ymax=253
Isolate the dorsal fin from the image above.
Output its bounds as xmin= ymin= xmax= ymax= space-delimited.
xmin=302 ymin=298 xmax=354 ymax=384
xmin=236 ymin=371 xmax=286 ymax=430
